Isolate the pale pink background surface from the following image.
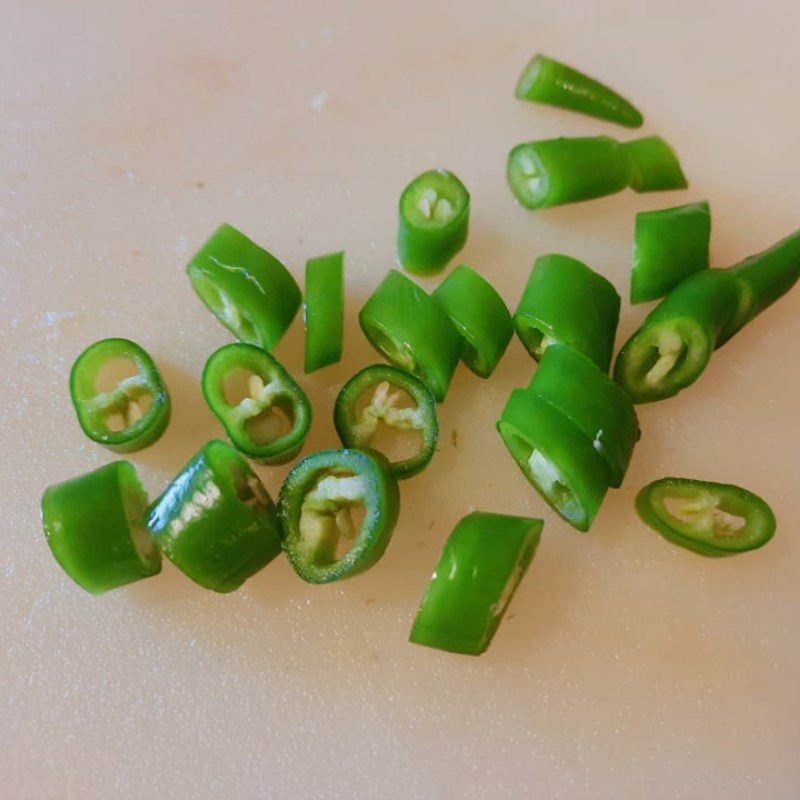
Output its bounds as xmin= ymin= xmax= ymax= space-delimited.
xmin=1 ymin=1 xmax=799 ymax=798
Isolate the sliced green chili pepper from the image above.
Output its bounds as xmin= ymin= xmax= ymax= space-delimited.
xmin=631 ymin=201 xmax=711 ymax=303
xmin=614 ymin=269 xmax=740 ymax=403
xmin=409 ymin=512 xmax=542 ymax=656
xmin=397 ymin=169 xmax=470 ymax=276
xmin=497 ymin=390 xmax=610 ymax=531
xmin=187 ymin=223 xmax=301 ymax=350
xmin=304 ymin=250 xmax=344 ymax=373
xmin=41 ymin=461 xmax=161 ymax=594
xmin=278 ymin=448 xmax=400 ymax=583
xmin=636 ymin=477 xmax=776 ymax=557
xmin=69 ymin=338 xmax=171 ymax=453
xmin=202 ymin=343 xmax=311 ymax=464
xmin=334 ymin=364 xmax=438 ymax=479
xmin=359 ymin=270 xmax=462 ymax=402
xmin=514 ymin=254 xmax=620 ymax=372
xmin=507 ymin=136 xmax=632 ymax=210
xmin=147 ymin=440 xmax=281 ymax=593
xmin=514 ymin=53 xmax=643 ymax=128
xmin=528 ymin=344 xmax=639 ymax=488
xmin=719 ymin=227 xmax=800 ymax=344
xmin=623 ymin=136 xmax=688 ymax=193
xmin=431 ymin=264 xmax=513 ymax=378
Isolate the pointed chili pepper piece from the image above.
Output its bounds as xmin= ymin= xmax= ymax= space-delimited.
xmin=636 ymin=478 xmax=776 ymax=556
xmin=70 ymin=338 xmax=171 ymax=453
xmin=41 ymin=461 xmax=161 ymax=594
xmin=515 ymin=54 xmax=643 ymax=128
xmin=304 ymin=250 xmax=344 ymax=373
xmin=410 ymin=512 xmax=543 ymax=655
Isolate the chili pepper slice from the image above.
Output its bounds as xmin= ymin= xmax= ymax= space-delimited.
xmin=497 ymin=389 xmax=610 ymax=531
xmin=40 ymin=461 xmax=161 ymax=594
xmin=147 ymin=440 xmax=281 ymax=593
xmin=431 ymin=264 xmax=513 ymax=378
xmin=515 ymin=53 xmax=643 ymax=129
xmin=631 ymin=201 xmax=711 ymax=303
xmin=614 ymin=269 xmax=740 ymax=403
xmin=278 ymin=448 xmax=400 ymax=583
xmin=507 ymin=136 xmax=632 ymax=210
xmin=528 ymin=344 xmax=639 ymax=488
xmin=398 ymin=168 xmax=470 ymax=276
xmin=623 ymin=136 xmax=688 ymax=193
xmin=187 ymin=223 xmax=301 ymax=351
xmin=334 ymin=364 xmax=438 ymax=479
xmin=69 ymin=337 xmax=171 ymax=453
xmin=635 ymin=477 xmax=776 ymax=557
xmin=514 ymin=253 xmax=620 ymax=372
xmin=202 ymin=343 xmax=311 ymax=465
xmin=304 ymin=250 xmax=344 ymax=373
xmin=359 ymin=270 xmax=462 ymax=402
xmin=719 ymin=227 xmax=800 ymax=345
xmin=409 ymin=512 xmax=542 ymax=655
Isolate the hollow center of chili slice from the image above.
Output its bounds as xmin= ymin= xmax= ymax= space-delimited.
xmin=92 ymin=357 xmax=153 ymax=431
xmin=663 ymin=493 xmax=746 ymax=538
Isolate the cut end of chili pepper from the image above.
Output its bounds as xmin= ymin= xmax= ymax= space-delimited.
xmin=507 ymin=144 xmax=549 ymax=209
xmin=636 ymin=477 xmax=776 ymax=556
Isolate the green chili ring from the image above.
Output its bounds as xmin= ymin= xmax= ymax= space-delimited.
xmin=334 ymin=364 xmax=438 ymax=479
xmin=278 ymin=448 xmax=400 ymax=583
xmin=69 ymin=337 xmax=171 ymax=453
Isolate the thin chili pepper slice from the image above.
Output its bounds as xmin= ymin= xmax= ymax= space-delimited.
xmin=623 ymin=136 xmax=688 ymax=193
xmin=359 ymin=270 xmax=462 ymax=402
xmin=719 ymin=227 xmax=800 ymax=345
xmin=147 ymin=440 xmax=281 ymax=593
xmin=528 ymin=344 xmax=639 ymax=488
xmin=614 ymin=269 xmax=740 ymax=403
xmin=278 ymin=448 xmax=400 ymax=584
xmin=69 ymin=338 xmax=171 ymax=453
xmin=431 ymin=264 xmax=513 ymax=378
xmin=497 ymin=390 xmax=610 ymax=531
xmin=398 ymin=168 xmax=470 ymax=276
xmin=409 ymin=512 xmax=542 ymax=656
xmin=635 ymin=477 xmax=776 ymax=556
xmin=514 ymin=254 xmax=620 ymax=372
xmin=515 ymin=53 xmax=643 ymax=128
xmin=507 ymin=136 xmax=632 ymax=210
xmin=202 ymin=343 xmax=311 ymax=465
xmin=187 ymin=223 xmax=301 ymax=350
xmin=334 ymin=364 xmax=438 ymax=479
xmin=304 ymin=250 xmax=344 ymax=373
xmin=41 ymin=461 xmax=161 ymax=594
xmin=631 ymin=201 xmax=711 ymax=303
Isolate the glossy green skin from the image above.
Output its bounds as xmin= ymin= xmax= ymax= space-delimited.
xmin=202 ymin=343 xmax=311 ymax=464
xmin=187 ymin=223 xmax=301 ymax=351
xmin=397 ymin=169 xmax=470 ymax=276
xmin=514 ymin=254 xmax=620 ymax=372
xmin=631 ymin=201 xmax=711 ymax=303
xmin=147 ymin=440 xmax=281 ymax=593
xmin=70 ymin=338 xmax=171 ymax=453
xmin=41 ymin=462 xmax=161 ymax=594
xmin=614 ymin=270 xmax=740 ymax=403
xmin=410 ymin=512 xmax=542 ymax=655
xmin=515 ymin=54 xmax=643 ymax=128
xmin=636 ymin=478 xmax=776 ymax=556
xmin=431 ymin=264 xmax=513 ymax=378
xmin=623 ymin=136 xmax=688 ymax=193
xmin=278 ymin=449 xmax=400 ymax=583
xmin=359 ymin=270 xmax=462 ymax=402
xmin=507 ymin=136 xmax=632 ymax=210
xmin=304 ymin=251 xmax=344 ymax=373
xmin=720 ymin=227 xmax=800 ymax=345
xmin=528 ymin=344 xmax=639 ymax=488
xmin=334 ymin=364 xmax=438 ymax=479
xmin=497 ymin=390 xmax=610 ymax=531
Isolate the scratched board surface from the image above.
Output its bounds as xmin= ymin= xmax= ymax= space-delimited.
xmin=2 ymin=1 xmax=799 ymax=798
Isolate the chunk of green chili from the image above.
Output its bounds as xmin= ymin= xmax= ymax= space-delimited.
xmin=623 ymin=136 xmax=688 ymax=193
xmin=304 ymin=250 xmax=344 ymax=373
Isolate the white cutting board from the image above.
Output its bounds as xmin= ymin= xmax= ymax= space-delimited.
xmin=2 ymin=1 xmax=799 ymax=797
